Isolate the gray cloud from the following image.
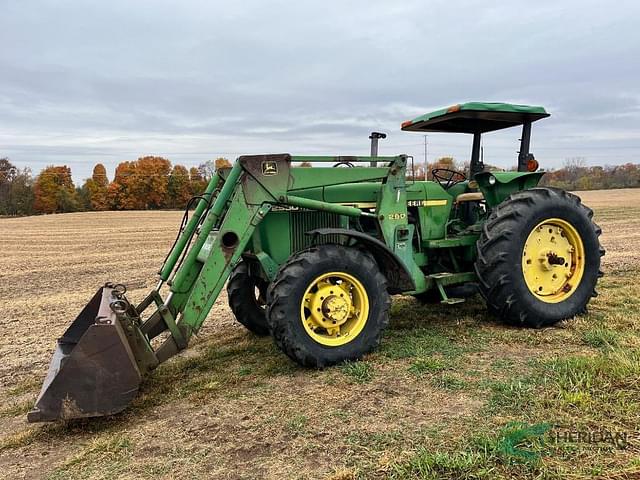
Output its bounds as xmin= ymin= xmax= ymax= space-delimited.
xmin=1 ymin=0 xmax=639 ymax=181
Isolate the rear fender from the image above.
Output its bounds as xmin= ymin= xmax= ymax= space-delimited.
xmin=475 ymin=171 xmax=545 ymax=208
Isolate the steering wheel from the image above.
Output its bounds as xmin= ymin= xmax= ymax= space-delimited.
xmin=333 ymin=161 xmax=355 ymax=168
xmin=431 ymin=168 xmax=467 ymax=189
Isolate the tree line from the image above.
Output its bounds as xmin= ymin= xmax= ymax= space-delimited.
xmin=0 ymin=156 xmax=231 ymax=216
xmin=1 ymin=155 xmax=639 ymax=216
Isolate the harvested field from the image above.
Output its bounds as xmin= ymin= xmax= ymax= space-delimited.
xmin=0 ymin=189 xmax=639 ymax=479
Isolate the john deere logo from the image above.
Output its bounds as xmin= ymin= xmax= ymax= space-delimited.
xmin=262 ymin=161 xmax=278 ymax=176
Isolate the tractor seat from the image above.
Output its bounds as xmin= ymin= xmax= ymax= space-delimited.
xmin=455 ymin=192 xmax=484 ymax=203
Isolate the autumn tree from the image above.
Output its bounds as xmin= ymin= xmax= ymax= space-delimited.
xmin=214 ymin=157 xmax=232 ymax=170
xmin=0 ymin=158 xmax=34 ymax=216
xmin=136 ymin=156 xmax=172 ymax=208
xmin=189 ymin=166 xmax=208 ymax=196
xmin=167 ymin=165 xmax=192 ymax=208
xmin=108 ymin=156 xmax=172 ymax=209
xmin=298 ymin=161 xmax=312 ymax=167
xmin=34 ymin=165 xmax=78 ymax=214
xmin=81 ymin=164 xmax=110 ymax=211
xmin=108 ymin=161 xmax=137 ymax=209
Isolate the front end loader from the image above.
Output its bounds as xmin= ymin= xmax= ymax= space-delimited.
xmin=29 ymin=102 xmax=604 ymax=422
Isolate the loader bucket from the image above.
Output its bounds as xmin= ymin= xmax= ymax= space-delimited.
xmin=28 ymin=286 xmax=144 ymax=422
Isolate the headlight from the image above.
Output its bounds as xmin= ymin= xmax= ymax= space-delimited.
xmin=488 ymin=175 xmax=496 ymax=185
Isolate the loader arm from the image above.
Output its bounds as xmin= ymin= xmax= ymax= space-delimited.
xmin=151 ymin=154 xmax=397 ymax=359
xmin=29 ymin=153 xmax=408 ymax=422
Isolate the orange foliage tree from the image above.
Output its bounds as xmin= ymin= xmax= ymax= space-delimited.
xmin=82 ymin=164 xmax=109 ymax=210
xmin=167 ymin=165 xmax=192 ymax=208
xmin=214 ymin=157 xmax=232 ymax=171
xmin=108 ymin=161 xmax=137 ymax=209
xmin=108 ymin=156 xmax=172 ymax=209
xmin=34 ymin=165 xmax=78 ymax=213
xmin=135 ymin=156 xmax=172 ymax=209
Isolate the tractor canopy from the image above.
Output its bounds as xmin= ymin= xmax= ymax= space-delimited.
xmin=400 ymin=102 xmax=549 ymax=134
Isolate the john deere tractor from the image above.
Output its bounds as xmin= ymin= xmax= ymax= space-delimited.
xmin=29 ymin=102 xmax=604 ymax=422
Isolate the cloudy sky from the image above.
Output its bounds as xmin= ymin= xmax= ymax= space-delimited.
xmin=1 ymin=0 xmax=639 ymax=182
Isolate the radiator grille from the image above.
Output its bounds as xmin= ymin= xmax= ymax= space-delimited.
xmin=290 ymin=210 xmax=343 ymax=252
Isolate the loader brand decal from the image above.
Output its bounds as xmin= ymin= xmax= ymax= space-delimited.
xmin=261 ymin=161 xmax=278 ymax=176
xmin=407 ymin=199 xmax=448 ymax=207
xmin=272 ymin=205 xmax=302 ymax=212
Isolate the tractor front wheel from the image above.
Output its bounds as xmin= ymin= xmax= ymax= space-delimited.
xmin=267 ymin=245 xmax=390 ymax=367
xmin=227 ymin=261 xmax=270 ymax=336
xmin=475 ymin=187 xmax=604 ymax=328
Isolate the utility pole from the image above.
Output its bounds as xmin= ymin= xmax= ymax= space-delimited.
xmin=423 ymin=135 xmax=428 ymax=180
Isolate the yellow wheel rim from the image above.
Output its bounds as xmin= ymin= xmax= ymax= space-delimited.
xmin=522 ymin=218 xmax=585 ymax=303
xmin=300 ymin=272 xmax=369 ymax=346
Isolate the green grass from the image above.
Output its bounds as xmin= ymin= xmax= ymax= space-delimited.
xmin=6 ymin=376 xmax=42 ymax=397
xmin=390 ymin=423 xmax=554 ymax=479
xmin=541 ymin=348 xmax=640 ymax=421
xmin=490 ymin=358 xmax=516 ymax=371
xmin=408 ymin=357 xmax=449 ymax=376
xmin=285 ymin=414 xmax=309 ymax=435
xmin=484 ymin=377 xmax=537 ymax=413
xmin=340 ymin=361 xmax=374 ymax=383
xmin=0 ymin=428 xmax=39 ymax=452
xmin=0 ymin=399 xmax=33 ymax=418
xmin=431 ymin=374 xmax=469 ymax=391
xmin=582 ymin=327 xmax=620 ymax=350
xmin=48 ymin=434 xmax=134 ymax=479
xmin=382 ymin=327 xmax=465 ymax=359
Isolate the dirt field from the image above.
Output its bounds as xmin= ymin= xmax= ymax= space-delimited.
xmin=1 ymin=189 xmax=639 ymax=479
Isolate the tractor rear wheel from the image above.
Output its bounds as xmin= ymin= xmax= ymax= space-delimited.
xmin=475 ymin=188 xmax=604 ymax=328
xmin=227 ymin=261 xmax=270 ymax=336
xmin=267 ymin=245 xmax=390 ymax=367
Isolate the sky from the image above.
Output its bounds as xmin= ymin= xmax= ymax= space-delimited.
xmin=1 ymin=0 xmax=639 ymax=183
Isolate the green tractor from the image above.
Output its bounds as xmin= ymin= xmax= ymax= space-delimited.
xmin=29 ymin=102 xmax=604 ymax=422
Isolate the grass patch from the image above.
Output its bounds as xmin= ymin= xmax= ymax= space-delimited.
xmin=0 ymin=399 xmax=33 ymax=418
xmin=408 ymin=357 xmax=449 ymax=376
xmin=490 ymin=358 xmax=516 ymax=371
xmin=582 ymin=327 xmax=620 ymax=350
xmin=431 ymin=374 xmax=468 ymax=391
xmin=0 ymin=428 xmax=39 ymax=452
xmin=390 ymin=422 xmax=554 ymax=479
xmin=382 ymin=327 xmax=464 ymax=360
xmin=340 ymin=361 xmax=374 ymax=384
xmin=392 ymin=449 xmax=491 ymax=479
xmin=6 ymin=376 xmax=42 ymax=397
xmin=484 ymin=377 xmax=536 ymax=413
xmin=285 ymin=414 xmax=308 ymax=435
xmin=540 ymin=348 xmax=640 ymax=421
xmin=48 ymin=434 xmax=134 ymax=479
xmin=345 ymin=429 xmax=406 ymax=452
xmin=132 ymin=334 xmax=290 ymax=410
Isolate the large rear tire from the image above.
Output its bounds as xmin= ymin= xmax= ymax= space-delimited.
xmin=227 ymin=261 xmax=270 ymax=336
xmin=267 ymin=245 xmax=390 ymax=367
xmin=475 ymin=188 xmax=604 ymax=328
